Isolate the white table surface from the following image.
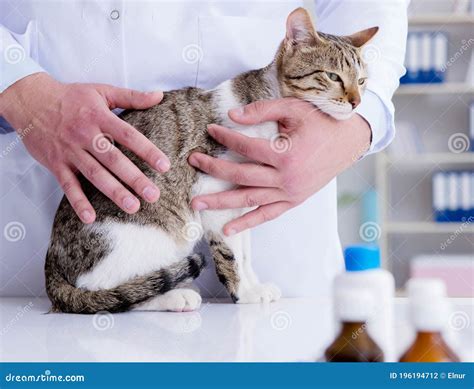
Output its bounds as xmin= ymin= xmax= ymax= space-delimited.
xmin=0 ymin=297 xmax=472 ymax=362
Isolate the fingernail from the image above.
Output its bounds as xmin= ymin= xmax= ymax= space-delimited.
xmin=188 ymin=154 xmax=199 ymax=167
xmin=206 ymin=125 xmax=215 ymax=135
xmin=227 ymin=228 xmax=237 ymax=236
xmin=230 ymin=107 xmax=244 ymax=117
xmin=123 ymin=196 xmax=137 ymax=210
xmin=81 ymin=210 xmax=93 ymax=223
xmin=142 ymin=186 xmax=159 ymax=202
xmin=193 ymin=201 xmax=208 ymax=211
xmin=147 ymin=90 xmax=162 ymax=97
xmin=155 ymin=158 xmax=170 ymax=172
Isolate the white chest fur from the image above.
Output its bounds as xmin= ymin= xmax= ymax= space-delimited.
xmin=193 ymin=78 xmax=279 ymax=199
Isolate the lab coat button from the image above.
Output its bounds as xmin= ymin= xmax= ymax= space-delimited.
xmin=110 ymin=10 xmax=120 ymax=20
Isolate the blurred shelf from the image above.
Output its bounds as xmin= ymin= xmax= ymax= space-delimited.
xmin=409 ymin=13 xmax=474 ymax=25
xmin=385 ymin=153 xmax=474 ymax=166
xmin=386 ymin=221 xmax=474 ymax=234
xmin=395 ymin=83 xmax=474 ymax=96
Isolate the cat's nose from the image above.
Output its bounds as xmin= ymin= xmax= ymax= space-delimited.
xmin=349 ymin=96 xmax=361 ymax=109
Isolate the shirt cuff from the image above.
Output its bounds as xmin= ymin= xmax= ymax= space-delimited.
xmin=355 ymin=89 xmax=395 ymax=156
xmin=0 ymin=26 xmax=45 ymax=93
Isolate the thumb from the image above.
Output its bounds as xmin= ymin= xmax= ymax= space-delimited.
xmin=99 ymin=85 xmax=163 ymax=109
xmin=228 ymin=98 xmax=301 ymax=131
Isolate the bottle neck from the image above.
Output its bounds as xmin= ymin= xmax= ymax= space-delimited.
xmin=415 ymin=331 xmax=443 ymax=343
xmin=340 ymin=321 xmax=368 ymax=336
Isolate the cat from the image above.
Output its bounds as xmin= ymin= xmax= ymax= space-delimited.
xmin=45 ymin=8 xmax=378 ymax=313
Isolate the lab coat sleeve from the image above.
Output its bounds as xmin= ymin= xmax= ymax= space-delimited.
xmin=314 ymin=0 xmax=409 ymax=154
xmin=0 ymin=24 xmax=45 ymax=93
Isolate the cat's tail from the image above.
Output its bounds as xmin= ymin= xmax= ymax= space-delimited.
xmin=45 ymin=253 xmax=205 ymax=314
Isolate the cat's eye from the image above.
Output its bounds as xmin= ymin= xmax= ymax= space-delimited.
xmin=326 ymin=72 xmax=341 ymax=82
xmin=358 ymin=78 xmax=367 ymax=85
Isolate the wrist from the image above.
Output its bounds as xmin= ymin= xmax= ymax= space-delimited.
xmin=339 ymin=113 xmax=372 ymax=163
xmin=1 ymin=72 xmax=57 ymax=130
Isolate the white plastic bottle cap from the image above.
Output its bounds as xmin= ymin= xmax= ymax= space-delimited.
xmin=406 ymin=278 xmax=448 ymax=331
xmin=334 ymin=288 xmax=374 ymax=322
xmin=407 ymin=278 xmax=447 ymax=300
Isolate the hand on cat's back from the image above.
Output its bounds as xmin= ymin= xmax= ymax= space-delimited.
xmin=188 ymin=97 xmax=372 ymax=236
xmin=0 ymin=72 xmax=170 ymax=223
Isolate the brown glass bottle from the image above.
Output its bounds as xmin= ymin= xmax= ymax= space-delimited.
xmin=399 ymin=331 xmax=460 ymax=362
xmin=325 ymin=321 xmax=384 ymax=362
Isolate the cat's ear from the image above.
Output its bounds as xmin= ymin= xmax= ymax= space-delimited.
xmin=286 ymin=7 xmax=319 ymax=44
xmin=344 ymin=27 xmax=379 ymax=48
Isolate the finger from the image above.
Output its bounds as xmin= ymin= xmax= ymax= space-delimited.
xmin=97 ymin=85 xmax=163 ymax=110
xmin=223 ymin=201 xmax=291 ymax=236
xmin=72 ymin=151 xmax=140 ymax=214
xmin=228 ymin=98 xmax=304 ymax=130
xmin=191 ymin=188 xmax=285 ymax=211
xmin=103 ymin=113 xmax=170 ymax=172
xmin=188 ymin=152 xmax=279 ymax=187
xmin=88 ymin=144 xmax=160 ymax=203
xmin=207 ymin=124 xmax=279 ymax=166
xmin=56 ymin=166 xmax=96 ymax=223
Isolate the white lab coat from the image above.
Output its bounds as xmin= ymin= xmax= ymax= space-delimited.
xmin=0 ymin=1 xmax=408 ymax=298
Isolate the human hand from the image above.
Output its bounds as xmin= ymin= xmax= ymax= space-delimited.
xmin=0 ymin=73 xmax=170 ymax=223
xmin=188 ymin=98 xmax=371 ymax=236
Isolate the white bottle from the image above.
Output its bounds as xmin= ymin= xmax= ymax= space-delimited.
xmin=333 ymin=245 xmax=395 ymax=361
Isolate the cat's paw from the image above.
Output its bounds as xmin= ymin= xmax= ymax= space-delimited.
xmin=236 ymin=283 xmax=281 ymax=304
xmin=163 ymin=289 xmax=202 ymax=312
xmin=140 ymin=288 xmax=202 ymax=312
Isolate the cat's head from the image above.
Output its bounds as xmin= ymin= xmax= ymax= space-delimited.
xmin=276 ymin=8 xmax=378 ymax=120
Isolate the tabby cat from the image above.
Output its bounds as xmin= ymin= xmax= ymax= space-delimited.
xmin=45 ymin=8 xmax=378 ymax=313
